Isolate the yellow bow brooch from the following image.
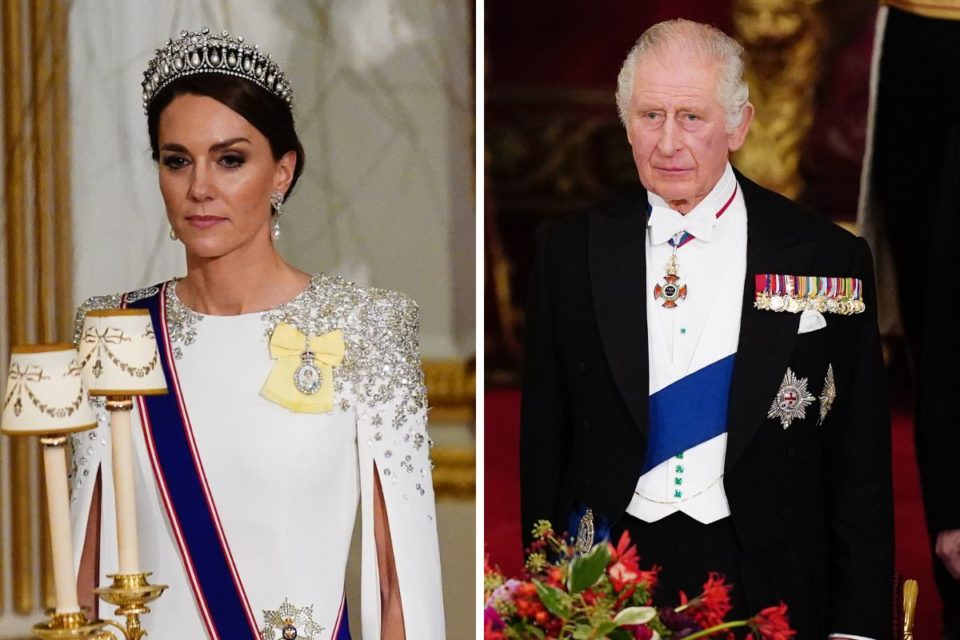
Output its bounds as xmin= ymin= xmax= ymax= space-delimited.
xmin=260 ymin=323 xmax=345 ymax=413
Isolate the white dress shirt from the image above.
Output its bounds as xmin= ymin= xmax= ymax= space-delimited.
xmin=626 ymin=163 xmax=746 ymax=524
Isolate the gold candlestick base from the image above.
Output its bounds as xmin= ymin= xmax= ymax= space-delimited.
xmin=94 ymin=572 xmax=168 ymax=640
xmin=32 ymin=611 xmax=113 ymax=639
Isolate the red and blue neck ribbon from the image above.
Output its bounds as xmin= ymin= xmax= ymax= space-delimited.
xmin=648 ymin=183 xmax=739 ymax=248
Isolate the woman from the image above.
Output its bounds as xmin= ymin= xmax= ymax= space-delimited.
xmin=70 ymin=29 xmax=444 ymax=639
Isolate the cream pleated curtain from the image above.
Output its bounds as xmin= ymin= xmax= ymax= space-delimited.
xmin=1 ymin=0 xmax=73 ymax=619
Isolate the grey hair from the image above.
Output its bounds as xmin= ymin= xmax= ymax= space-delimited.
xmin=615 ymin=19 xmax=749 ymax=132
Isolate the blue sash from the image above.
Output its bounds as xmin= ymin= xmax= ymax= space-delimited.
xmin=641 ymin=354 xmax=735 ymax=474
xmin=127 ymin=284 xmax=261 ymax=639
xmin=334 ymin=595 xmax=351 ymax=639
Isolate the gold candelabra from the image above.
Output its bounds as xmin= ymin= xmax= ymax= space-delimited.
xmin=1 ymin=333 xmax=171 ymax=640
xmin=28 ymin=438 xmax=167 ymax=640
xmin=31 ymin=572 xmax=167 ymax=639
xmin=32 ymin=611 xmax=111 ymax=640
xmin=95 ymin=572 xmax=167 ymax=640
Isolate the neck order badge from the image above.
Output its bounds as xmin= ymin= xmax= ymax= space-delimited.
xmin=652 ymin=183 xmax=738 ymax=308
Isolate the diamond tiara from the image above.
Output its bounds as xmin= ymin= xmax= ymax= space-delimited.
xmin=141 ymin=28 xmax=293 ymax=114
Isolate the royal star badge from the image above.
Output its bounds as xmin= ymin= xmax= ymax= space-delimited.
xmin=767 ymin=368 xmax=816 ymax=429
xmin=261 ymin=599 xmax=324 ymax=640
xmin=818 ymin=364 xmax=836 ymax=426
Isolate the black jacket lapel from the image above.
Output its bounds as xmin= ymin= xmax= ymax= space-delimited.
xmin=725 ymin=176 xmax=813 ymax=471
xmin=588 ymin=191 xmax=650 ymax=435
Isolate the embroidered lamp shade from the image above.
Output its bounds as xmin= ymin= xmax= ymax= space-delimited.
xmin=1 ymin=344 xmax=97 ymax=436
xmin=79 ymin=309 xmax=168 ymax=396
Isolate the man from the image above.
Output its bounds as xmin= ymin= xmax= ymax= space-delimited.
xmin=859 ymin=6 xmax=960 ymax=635
xmin=520 ymin=19 xmax=893 ymax=638
xmin=859 ymin=4 xmax=960 ymax=636
xmin=919 ymin=122 xmax=960 ymax=639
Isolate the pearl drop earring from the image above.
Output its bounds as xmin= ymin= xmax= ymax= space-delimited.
xmin=270 ymin=192 xmax=284 ymax=240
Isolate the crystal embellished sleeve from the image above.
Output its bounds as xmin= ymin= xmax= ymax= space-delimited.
xmin=354 ymin=288 xmax=430 ymax=472
xmin=352 ymin=288 xmax=446 ymax=639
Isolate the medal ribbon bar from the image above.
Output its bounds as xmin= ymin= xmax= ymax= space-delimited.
xmin=753 ymin=274 xmax=865 ymax=315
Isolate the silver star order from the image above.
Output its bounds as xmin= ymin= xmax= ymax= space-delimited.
xmin=818 ymin=364 xmax=836 ymax=426
xmin=260 ymin=598 xmax=324 ymax=640
xmin=767 ymin=367 xmax=815 ymax=429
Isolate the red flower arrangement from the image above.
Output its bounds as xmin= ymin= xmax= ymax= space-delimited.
xmin=484 ymin=521 xmax=796 ymax=640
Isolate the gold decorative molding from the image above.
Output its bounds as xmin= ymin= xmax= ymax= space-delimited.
xmin=423 ymin=358 xmax=475 ymax=425
xmin=431 ymin=447 xmax=475 ymax=500
xmin=421 ymin=358 xmax=475 ymax=500
xmin=733 ymin=0 xmax=824 ymax=199
xmin=884 ymin=0 xmax=960 ymax=20
xmin=486 ymin=191 xmax=524 ymax=368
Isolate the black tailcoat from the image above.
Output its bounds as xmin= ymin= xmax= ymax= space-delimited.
xmin=520 ymin=172 xmax=893 ymax=637
xmin=917 ymin=124 xmax=960 ymax=629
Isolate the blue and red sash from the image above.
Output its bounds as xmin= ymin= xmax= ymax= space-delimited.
xmin=125 ymin=283 xmax=261 ymax=639
xmin=333 ymin=594 xmax=351 ymax=639
xmin=126 ymin=283 xmax=354 ymax=639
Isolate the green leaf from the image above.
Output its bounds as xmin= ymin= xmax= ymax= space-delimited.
xmin=572 ymin=624 xmax=597 ymax=639
xmin=612 ymin=606 xmax=657 ymax=625
xmin=568 ymin=543 xmax=612 ymax=593
xmin=507 ymin=622 xmax=546 ymax=639
xmin=533 ymin=579 xmax=571 ymax=619
xmin=593 ymin=620 xmax=618 ymax=636
xmin=607 ymin=629 xmax=635 ymax=640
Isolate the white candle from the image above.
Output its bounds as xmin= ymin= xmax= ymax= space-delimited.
xmin=42 ymin=439 xmax=81 ymax=614
xmin=110 ymin=407 xmax=140 ymax=574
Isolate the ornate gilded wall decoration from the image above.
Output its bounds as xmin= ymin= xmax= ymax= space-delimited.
xmin=733 ymin=0 xmax=824 ymax=199
xmin=486 ymin=92 xmax=635 ymax=374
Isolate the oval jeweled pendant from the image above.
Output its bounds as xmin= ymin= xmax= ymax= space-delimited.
xmin=575 ymin=508 xmax=595 ymax=554
xmin=293 ymin=350 xmax=322 ymax=395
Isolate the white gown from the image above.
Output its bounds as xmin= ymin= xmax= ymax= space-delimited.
xmin=69 ymin=274 xmax=445 ymax=639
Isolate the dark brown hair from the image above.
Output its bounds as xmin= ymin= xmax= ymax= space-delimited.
xmin=146 ymin=74 xmax=306 ymax=198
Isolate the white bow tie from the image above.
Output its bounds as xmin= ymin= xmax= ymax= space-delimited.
xmin=648 ymin=205 xmax=718 ymax=246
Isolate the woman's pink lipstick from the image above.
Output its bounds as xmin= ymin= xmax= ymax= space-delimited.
xmin=186 ymin=215 xmax=226 ymax=229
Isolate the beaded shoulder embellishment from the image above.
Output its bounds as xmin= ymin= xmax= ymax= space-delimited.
xmin=261 ymin=274 xmax=427 ymax=419
xmin=163 ymin=281 xmax=203 ymax=360
xmin=75 ymin=275 xmax=427 ymax=417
